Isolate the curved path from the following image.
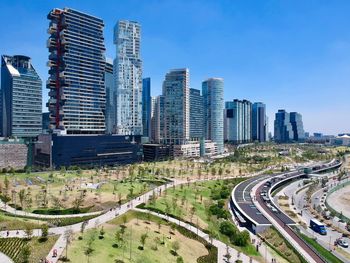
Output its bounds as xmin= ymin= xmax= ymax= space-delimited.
xmin=0 ymin=252 xmax=13 ymax=263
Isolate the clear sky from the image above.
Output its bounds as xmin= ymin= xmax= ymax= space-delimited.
xmin=1 ymin=0 xmax=349 ymax=135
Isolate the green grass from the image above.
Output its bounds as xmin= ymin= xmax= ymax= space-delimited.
xmin=300 ymin=233 xmax=343 ymax=263
xmin=142 ymin=178 xmax=260 ymax=258
xmin=0 ymin=212 xmax=44 ymax=230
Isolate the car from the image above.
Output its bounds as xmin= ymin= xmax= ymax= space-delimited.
xmin=271 ymin=207 xmax=279 ymax=213
xmin=337 ymin=239 xmax=349 ymax=248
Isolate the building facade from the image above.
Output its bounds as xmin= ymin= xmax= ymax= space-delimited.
xmin=224 ymin=99 xmax=252 ymax=144
xmin=114 ymin=20 xmax=142 ymax=135
xmin=142 ymin=78 xmax=151 ymax=138
xmin=290 ymin=112 xmax=305 ymax=141
xmin=202 ymin=78 xmax=224 ymax=153
xmin=189 ymin=88 xmax=203 ymax=140
xmin=162 ymin=69 xmax=190 ymax=145
xmin=47 ymin=8 xmax=106 ymax=134
xmin=274 ymin=110 xmax=293 ymax=143
xmin=105 ymin=60 xmax=115 ymax=134
xmin=252 ymin=102 xmax=266 ymax=142
xmin=1 ymin=55 xmax=42 ymax=138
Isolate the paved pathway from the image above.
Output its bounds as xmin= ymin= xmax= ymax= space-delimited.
xmin=0 ymin=252 xmax=13 ymax=263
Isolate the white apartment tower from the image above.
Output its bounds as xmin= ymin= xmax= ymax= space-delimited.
xmin=113 ymin=20 xmax=142 ymax=135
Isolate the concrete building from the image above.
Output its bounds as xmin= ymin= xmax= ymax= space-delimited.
xmin=114 ymin=20 xmax=142 ymax=135
xmin=162 ymin=69 xmax=190 ymax=145
xmin=47 ymin=8 xmax=106 ymax=134
xmin=189 ymin=88 xmax=203 ymax=140
xmin=105 ymin=60 xmax=115 ymax=134
xmin=173 ymin=140 xmax=217 ymax=158
xmin=142 ymin=78 xmax=151 ymax=138
xmin=202 ymin=78 xmax=224 ymax=153
xmin=143 ymin=144 xmax=173 ymax=162
xmin=329 ymin=134 xmax=350 ymax=146
xmin=274 ymin=110 xmax=293 ymax=143
xmin=1 ymin=55 xmax=42 ymax=138
xmin=0 ymin=138 xmax=28 ymax=170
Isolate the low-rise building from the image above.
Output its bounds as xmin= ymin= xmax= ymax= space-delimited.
xmin=0 ymin=138 xmax=27 ymax=170
xmin=173 ymin=140 xmax=217 ymax=158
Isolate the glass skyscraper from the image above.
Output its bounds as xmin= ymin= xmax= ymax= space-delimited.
xmin=189 ymin=88 xmax=203 ymax=140
xmin=162 ymin=69 xmax=190 ymax=145
xmin=47 ymin=8 xmax=106 ymax=134
xmin=105 ymin=60 xmax=115 ymax=134
xmin=252 ymin=102 xmax=267 ymax=142
xmin=290 ymin=112 xmax=305 ymax=141
xmin=224 ymin=99 xmax=252 ymax=144
xmin=142 ymin=78 xmax=151 ymax=138
xmin=274 ymin=109 xmax=293 ymax=143
xmin=114 ymin=20 xmax=142 ymax=135
xmin=202 ymin=78 xmax=224 ymax=153
xmin=1 ymin=55 xmax=42 ymax=138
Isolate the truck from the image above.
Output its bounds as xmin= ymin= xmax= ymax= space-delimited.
xmin=310 ymin=218 xmax=327 ymax=235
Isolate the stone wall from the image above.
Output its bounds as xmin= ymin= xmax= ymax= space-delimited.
xmin=0 ymin=143 xmax=27 ymax=170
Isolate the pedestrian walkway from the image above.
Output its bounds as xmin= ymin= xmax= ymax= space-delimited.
xmin=0 ymin=252 xmax=13 ymax=263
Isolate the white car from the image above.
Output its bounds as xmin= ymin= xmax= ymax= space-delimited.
xmin=337 ymin=239 xmax=349 ymax=248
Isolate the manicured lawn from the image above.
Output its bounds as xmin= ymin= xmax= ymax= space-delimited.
xmin=0 ymin=212 xmax=44 ymax=230
xmin=300 ymin=233 xmax=343 ymax=263
xmin=143 ymin=178 xmax=261 ymax=257
xmin=61 ymin=211 xmax=211 ymax=263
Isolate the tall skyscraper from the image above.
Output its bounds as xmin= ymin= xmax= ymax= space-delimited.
xmin=105 ymin=60 xmax=115 ymax=134
xmin=154 ymin=95 xmax=165 ymax=143
xmin=163 ymin=69 xmax=190 ymax=145
xmin=47 ymin=8 xmax=106 ymax=134
xmin=189 ymin=88 xmax=203 ymax=140
xmin=224 ymin=99 xmax=252 ymax=144
xmin=202 ymin=78 xmax=224 ymax=153
xmin=142 ymin=78 xmax=151 ymax=138
xmin=274 ymin=110 xmax=293 ymax=143
xmin=290 ymin=112 xmax=305 ymax=141
xmin=1 ymin=55 xmax=42 ymax=138
xmin=252 ymin=102 xmax=267 ymax=142
xmin=114 ymin=20 xmax=142 ymax=135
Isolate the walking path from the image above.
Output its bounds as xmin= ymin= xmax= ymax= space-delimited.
xmin=0 ymin=252 xmax=13 ymax=263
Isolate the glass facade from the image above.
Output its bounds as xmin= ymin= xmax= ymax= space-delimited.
xmin=252 ymin=102 xmax=267 ymax=142
xmin=274 ymin=109 xmax=293 ymax=143
xmin=224 ymin=99 xmax=252 ymax=144
xmin=202 ymin=78 xmax=224 ymax=153
xmin=1 ymin=55 xmax=42 ymax=138
xmin=142 ymin=78 xmax=151 ymax=137
xmin=290 ymin=112 xmax=305 ymax=141
xmin=189 ymin=88 xmax=203 ymax=140
xmin=162 ymin=69 xmax=190 ymax=145
xmin=47 ymin=8 xmax=106 ymax=134
xmin=114 ymin=20 xmax=143 ymax=135
xmin=105 ymin=60 xmax=115 ymax=134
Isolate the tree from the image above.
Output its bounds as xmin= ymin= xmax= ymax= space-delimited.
xmin=171 ymin=241 xmax=180 ymax=255
xmin=176 ymin=256 xmax=184 ymax=263
xmin=64 ymin=229 xmax=74 ymax=259
xmin=99 ymin=226 xmax=105 ymax=239
xmin=140 ymin=233 xmax=148 ymax=250
xmin=4 ymin=176 xmax=9 ymax=195
xmin=72 ymin=193 xmax=85 ymax=211
xmin=40 ymin=224 xmax=49 ymax=241
xmin=18 ymin=189 xmax=25 ymax=209
xmin=24 ymin=225 xmax=33 ymax=240
xmin=19 ymin=244 xmax=31 ymax=263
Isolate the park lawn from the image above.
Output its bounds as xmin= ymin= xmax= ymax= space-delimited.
xmin=144 ymin=178 xmax=260 ymax=257
xmin=0 ymin=212 xmax=45 ymax=230
xmin=62 ymin=212 xmax=208 ymax=263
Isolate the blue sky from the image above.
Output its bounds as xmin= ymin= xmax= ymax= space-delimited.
xmin=0 ymin=0 xmax=349 ymax=135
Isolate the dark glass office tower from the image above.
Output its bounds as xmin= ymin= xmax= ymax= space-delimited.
xmin=290 ymin=112 xmax=305 ymax=141
xmin=1 ymin=55 xmax=42 ymax=138
xmin=252 ymin=102 xmax=266 ymax=142
xmin=142 ymin=78 xmax=151 ymax=137
xmin=274 ymin=110 xmax=293 ymax=143
xmin=105 ymin=60 xmax=114 ymax=134
xmin=47 ymin=8 xmax=106 ymax=134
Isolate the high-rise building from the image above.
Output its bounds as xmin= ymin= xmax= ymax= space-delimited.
xmin=252 ymin=102 xmax=267 ymax=142
xmin=189 ymin=88 xmax=203 ymax=140
xmin=114 ymin=20 xmax=142 ymax=135
xmin=150 ymin=96 xmax=157 ymax=142
xmin=224 ymin=99 xmax=252 ymax=144
xmin=202 ymin=78 xmax=224 ymax=153
xmin=47 ymin=8 xmax=106 ymax=134
xmin=290 ymin=112 xmax=305 ymax=141
xmin=163 ymin=69 xmax=190 ymax=145
xmin=142 ymin=78 xmax=151 ymax=138
xmin=105 ymin=60 xmax=115 ymax=134
xmin=153 ymin=95 xmax=165 ymax=143
xmin=274 ymin=110 xmax=293 ymax=143
xmin=1 ymin=55 xmax=42 ymax=138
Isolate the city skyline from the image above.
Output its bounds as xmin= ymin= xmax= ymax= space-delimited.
xmin=0 ymin=0 xmax=350 ymax=134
